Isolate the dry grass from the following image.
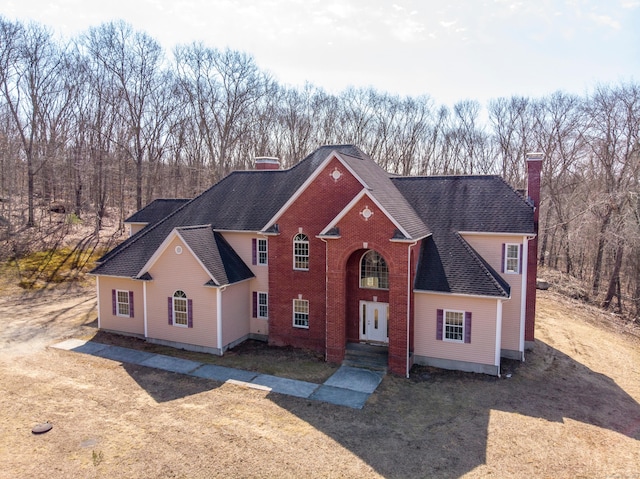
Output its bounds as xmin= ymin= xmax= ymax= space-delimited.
xmin=0 ymin=280 xmax=639 ymax=478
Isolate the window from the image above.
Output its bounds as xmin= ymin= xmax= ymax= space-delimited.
xmin=360 ymin=250 xmax=389 ymax=289
xmin=293 ymin=299 xmax=309 ymax=328
xmin=258 ymin=292 xmax=268 ymax=318
xmin=169 ymin=290 xmax=192 ymax=328
xmin=504 ymin=243 xmax=521 ymax=274
xmin=257 ymin=239 xmax=268 ymax=265
xmin=293 ymin=233 xmax=309 ymax=270
xmin=116 ymin=290 xmax=130 ymax=317
xmin=437 ymin=309 xmax=472 ymax=344
xmin=112 ymin=289 xmax=134 ymax=318
xmin=444 ymin=310 xmax=464 ymax=342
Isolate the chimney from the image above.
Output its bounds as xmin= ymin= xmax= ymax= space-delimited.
xmin=525 ymin=152 xmax=543 ymax=348
xmin=526 ymin=152 xmax=543 ymax=226
xmin=255 ymin=157 xmax=280 ymax=170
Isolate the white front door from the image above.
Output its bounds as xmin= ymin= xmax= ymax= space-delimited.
xmin=359 ymin=301 xmax=389 ymax=343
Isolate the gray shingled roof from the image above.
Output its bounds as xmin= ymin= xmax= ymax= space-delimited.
xmin=92 ymin=145 xmax=361 ymax=278
xmin=392 ymin=175 xmax=533 ymax=297
xmin=176 ymin=226 xmax=254 ymax=286
xmin=124 ymin=198 xmax=191 ymax=224
xmin=93 ymin=146 xmax=533 ymax=299
xmin=338 ymin=150 xmax=430 ymax=240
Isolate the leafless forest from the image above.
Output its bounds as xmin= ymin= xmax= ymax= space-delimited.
xmin=1 ymin=18 xmax=639 ymax=319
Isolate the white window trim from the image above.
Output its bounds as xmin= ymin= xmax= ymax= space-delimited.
xmin=257 ymin=238 xmax=268 ymax=265
xmin=172 ymin=291 xmax=188 ymax=328
xmin=257 ymin=292 xmax=268 ymax=319
xmin=293 ymin=298 xmax=309 ymax=329
xmin=505 ymin=243 xmax=520 ymax=274
xmin=443 ymin=309 xmax=465 ymax=343
xmin=116 ymin=289 xmax=130 ymax=318
xmin=293 ymin=234 xmax=309 ymax=271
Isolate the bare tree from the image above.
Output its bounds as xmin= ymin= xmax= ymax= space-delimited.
xmin=83 ymin=21 xmax=165 ymax=210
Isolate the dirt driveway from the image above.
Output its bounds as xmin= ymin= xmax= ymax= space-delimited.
xmin=1 ymin=282 xmax=639 ymax=478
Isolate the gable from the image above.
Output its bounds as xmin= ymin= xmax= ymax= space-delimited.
xmin=320 ymin=189 xmax=415 ymax=240
xmin=326 ymin=192 xmax=408 ymax=243
xmin=262 ymin=152 xmax=369 ymax=232
xmin=130 ymin=226 xmax=253 ymax=287
xmin=265 ymin=148 xmax=430 ymax=240
xmin=146 ymin=234 xmax=213 ymax=286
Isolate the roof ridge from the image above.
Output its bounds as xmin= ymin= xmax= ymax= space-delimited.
xmin=176 ymin=224 xmax=212 ymax=231
xmin=391 ymin=174 xmax=502 ymax=180
xmin=454 ymin=232 xmax=510 ymax=298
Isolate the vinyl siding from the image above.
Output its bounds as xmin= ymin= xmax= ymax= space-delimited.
xmin=462 ymin=234 xmax=525 ymax=353
xmin=146 ymin=236 xmax=218 ymax=349
xmin=222 ymin=231 xmax=269 ymax=336
xmin=414 ymin=293 xmax=499 ymax=366
xmin=221 ymin=281 xmax=251 ymax=346
xmin=127 ymin=223 xmax=147 ymax=237
xmin=97 ymin=276 xmax=144 ymax=335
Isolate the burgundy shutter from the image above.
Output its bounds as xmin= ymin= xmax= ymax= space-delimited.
xmin=252 ymin=292 xmax=257 ymax=318
xmin=112 ymin=289 xmax=117 ymax=315
xmin=252 ymin=239 xmax=257 ymax=265
xmin=501 ymin=244 xmax=506 ymax=273
xmin=464 ymin=312 xmax=472 ymax=343
xmin=129 ymin=291 xmax=134 ymax=318
xmin=187 ymin=299 xmax=193 ymax=328
xmin=168 ymin=297 xmax=173 ymax=325
xmin=436 ymin=309 xmax=443 ymax=340
xmin=519 ymin=244 xmax=523 ymax=274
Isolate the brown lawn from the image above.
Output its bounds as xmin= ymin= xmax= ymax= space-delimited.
xmin=0 ymin=278 xmax=639 ymax=478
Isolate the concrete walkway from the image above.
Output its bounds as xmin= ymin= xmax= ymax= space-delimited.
xmin=51 ymin=339 xmax=385 ymax=409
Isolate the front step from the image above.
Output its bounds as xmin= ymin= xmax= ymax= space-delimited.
xmin=343 ymin=342 xmax=388 ymax=372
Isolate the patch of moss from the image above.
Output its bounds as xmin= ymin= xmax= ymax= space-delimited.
xmin=6 ymin=247 xmax=107 ymax=289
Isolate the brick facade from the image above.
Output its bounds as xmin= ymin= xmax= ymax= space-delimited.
xmin=267 ymin=154 xmax=417 ymax=375
xmin=267 ymin=157 xmax=363 ymax=351
xmin=525 ymin=155 xmax=542 ymax=344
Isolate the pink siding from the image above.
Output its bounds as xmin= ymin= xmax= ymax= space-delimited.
xmin=414 ymin=293 xmax=499 ymax=366
xmin=127 ymin=223 xmax=146 ymax=237
xmin=146 ymin=236 xmax=218 ymax=349
xmin=462 ymin=234 xmax=526 ymax=353
xmin=222 ymin=232 xmax=269 ymax=336
xmin=221 ymin=281 xmax=250 ymax=346
xmin=97 ymin=276 xmax=144 ymax=335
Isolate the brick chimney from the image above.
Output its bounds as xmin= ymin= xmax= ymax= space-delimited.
xmin=255 ymin=157 xmax=280 ymax=170
xmin=525 ymin=152 xmax=543 ymax=347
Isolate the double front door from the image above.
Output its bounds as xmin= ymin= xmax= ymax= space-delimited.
xmin=359 ymin=301 xmax=388 ymax=343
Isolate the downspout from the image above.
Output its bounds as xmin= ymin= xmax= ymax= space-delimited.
xmin=217 ymin=285 xmax=226 ymax=354
xmin=406 ymin=240 xmax=418 ymax=378
xmin=96 ymin=277 xmax=101 ymax=329
xmin=319 ymin=237 xmax=329 ymax=361
xmin=495 ymin=299 xmax=503 ymax=377
xmin=519 ymin=236 xmax=531 ymax=360
xmin=143 ymin=281 xmax=148 ymax=338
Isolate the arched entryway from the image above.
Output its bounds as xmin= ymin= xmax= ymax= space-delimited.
xmin=345 ymin=249 xmax=390 ymax=344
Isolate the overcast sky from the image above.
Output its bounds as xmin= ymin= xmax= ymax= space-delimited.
xmin=2 ymin=0 xmax=639 ymax=107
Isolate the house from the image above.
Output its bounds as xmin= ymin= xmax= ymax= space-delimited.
xmin=91 ymin=145 xmax=542 ymax=377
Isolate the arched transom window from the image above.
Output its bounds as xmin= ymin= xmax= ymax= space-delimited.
xmin=172 ymin=290 xmax=188 ymax=326
xmin=293 ymin=233 xmax=309 ymax=270
xmin=360 ymin=250 xmax=389 ymax=290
